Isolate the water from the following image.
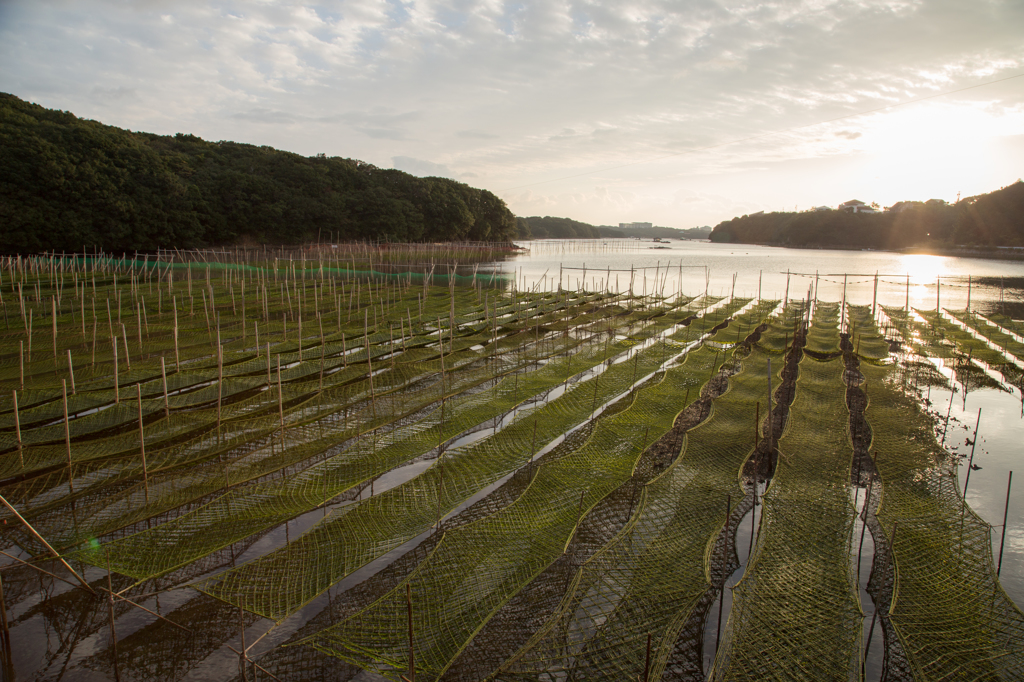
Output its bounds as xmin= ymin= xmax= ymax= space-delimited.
xmin=502 ymin=239 xmax=1024 ymax=316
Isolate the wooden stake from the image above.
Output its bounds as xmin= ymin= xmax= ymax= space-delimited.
xmin=0 ymin=494 xmax=95 ymax=594
xmin=51 ymin=297 xmax=57 ymax=359
xmin=161 ymin=357 xmax=170 ymax=417
xmin=105 ymin=549 xmax=122 ymax=682
xmin=62 ymin=380 xmax=74 ymax=492
xmin=277 ymin=356 xmax=285 ymax=437
xmin=137 ymin=383 xmax=149 ymax=502
xmin=998 ymin=470 xmax=1013 ymax=576
xmin=11 ymin=391 xmax=22 ymax=469
xmin=113 ymin=336 xmax=119 ymax=404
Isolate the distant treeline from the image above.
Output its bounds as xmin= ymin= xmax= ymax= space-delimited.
xmin=710 ymin=182 xmax=1024 ymax=249
xmin=516 ymin=216 xmax=711 ymax=241
xmin=516 ymin=216 xmax=611 ymax=239
xmin=0 ymin=93 xmax=517 ymax=254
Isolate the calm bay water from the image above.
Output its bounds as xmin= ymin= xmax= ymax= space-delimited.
xmin=498 ymin=239 xmax=1024 ymax=609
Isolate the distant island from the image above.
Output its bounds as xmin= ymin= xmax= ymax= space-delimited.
xmin=709 ymin=183 xmax=1024 ymax=253
xmin=0 ymin=93 xmax=518 ymax=253
xmin=516 ymin=216 xmax=711 ymax=241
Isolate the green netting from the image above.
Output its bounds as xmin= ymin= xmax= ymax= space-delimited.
xmin=292 ymin=344 xmax=727 ymax=680
xmin=846 ymin=304 xmax=893 ymax=361
xmin=861 ymin=358 xmax=1024 ymax=680
xmin=196 ymin=299 xmax=752 ymax=621
xmin=804 ymin=302 xmax=842 ymax=355
xmin=714 ymin=351 xmax=862 ymax=680
xmin=9 ymin=321 xmax=611 ymax=553
xmin=75 ymin=332 xmax=638 ymax=580
xmin=945 ymin=309 xmax=1024 ymax=365
xmin=911 ymin=310 xmax=1009 ymax=367
xmin=493 ymin=328 xmax=784 ymax=681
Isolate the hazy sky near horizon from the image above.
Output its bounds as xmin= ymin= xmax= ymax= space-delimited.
xmin=2 ymin=0 xmax=1023 ymax=228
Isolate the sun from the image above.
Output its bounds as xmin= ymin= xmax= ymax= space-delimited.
xmin=848 ymin=100 xmax=1024 ymax=202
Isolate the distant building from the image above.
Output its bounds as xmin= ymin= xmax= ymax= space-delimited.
xmin=839 ymin=200 xmax=879 ymax=214
xmin=619 ymin=222 xmax=653 ymax=230
xmin=811 ymin=206 xmax=832 ymax=212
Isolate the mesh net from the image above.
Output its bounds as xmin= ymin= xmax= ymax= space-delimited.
xmin=714 ymin=348 xmax=862 ymax=680
xmin=291 ymin=341 xmax=728 ymax=679
xmin=492 ymin=323 xmax=783 ymax=681
xmin=196 ymin=299 xmax=752 ymax=621
xmin=861 ymin=359 xmax=1024 ymax=680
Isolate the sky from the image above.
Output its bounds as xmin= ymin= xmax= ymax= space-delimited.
xmin=2 ymin=0 xmax=1023 ymax=229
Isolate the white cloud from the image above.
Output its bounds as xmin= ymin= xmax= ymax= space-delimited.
xmin=1 ymin=0 xmax=1022 ymax=228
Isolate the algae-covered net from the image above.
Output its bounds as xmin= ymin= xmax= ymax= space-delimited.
xmin=293 ymin=341 xmax=728 ymax=679
xmin=494 ymin=317 xmax=784 ymax=681
xmin=195 ymin=297 xmax=752 ymax=621
xmin=714 ymin=351 xmax=862 ymax=680
xmin=861 ymin=359 xmax=1024 ymax=680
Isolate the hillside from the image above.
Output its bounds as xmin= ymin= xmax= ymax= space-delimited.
xmin=709 ymin=182 xmax=1024 ymax=250
xmin=516 ymin=217 xmax=710 ymax=241
xmin=0 ymin=93 xmax=517 ymax=253
xmin=516 ymin=216 xmax=608 ymax=239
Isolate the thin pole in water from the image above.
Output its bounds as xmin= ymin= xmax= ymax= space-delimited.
xmin=63 ymin=380 xmax=73 ymax=493
xmin=105 ymin=549 xmax=122 ymax=682
xmin=137 ymin=383 xmax=148 ymax=502
xmin=962 ymin=408 xmax=982 ymax=498
xmin=714 ymin=494 xmax=731 ymax=668
xmin=998 ymin=471 xmax=1013 ymax=576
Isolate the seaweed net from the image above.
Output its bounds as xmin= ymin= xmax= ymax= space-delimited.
xmin=195 ymin=299 xmax=750 ymax=622
xmin=292 ymin=342 xmax=727 ymax=680
xmin=846 ymin=305 xmax=893 ymax=361
xmin=944 ymin=309 xmax=1024 ymax=365
xmin=803 ymin=301 xmax=842 ymax=356
xmin=76 ymin=331 xmax=637 ymax=580
xmin=4 ymin=320 xmax=640 ymax=563
xmin=861 ymin=358 xmax=1024 ymax=680
xmin=714 ymin=350 xmax=862 ymax=680
xmin=492 ymin=328 xmax=784 ymax=681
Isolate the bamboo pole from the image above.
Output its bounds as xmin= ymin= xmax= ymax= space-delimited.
xmin=52 ymin=297 xmax=57 ymax=359
xmin=0 ymin=494 xmax=95 ymax=594
xmin=105 ymin=549 xmax=122 ymax=682
xmin=161 ymin=357 xmax=170 ymax=416
xmin=113 ymin=336 xmax=119 ymax=404
xmin=66 ymin=348 xmax=76 ymax=394
xmin=277 ymin=356 xmax=285 ymax=438
xmin=63 ymin=380 xmax=74 ymax=492
xmin=998 ymin=471 xmax=1013 ymax=576
xmin=137 ymin=383 xmax=149 ymax=502
xmin=173 ymin=298 xmax=180 ymax=370
xmin=11 ymin=391 xmax=22 ymax=469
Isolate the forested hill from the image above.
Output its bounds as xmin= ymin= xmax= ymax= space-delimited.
xmin=0 ymin=93 xmax=517 ymax=253
xmin=709 ymin=181 xmax=1024 ymax=250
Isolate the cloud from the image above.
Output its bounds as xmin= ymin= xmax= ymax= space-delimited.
xmin=456 ymin=129 xmax=498 ymax=139
xmin=1 ymin=0 xmax=1022 ymax=227
xmin=90 ymin=85 xmax=138 ymax=102
xmin=230 ymin=108 xmax=296 ymax=124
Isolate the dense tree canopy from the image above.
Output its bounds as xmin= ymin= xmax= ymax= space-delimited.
xmin=709 ymin=182 xmax=1024 ymax=250
xmin=0 ymin=93 xmax=517 ymax=253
